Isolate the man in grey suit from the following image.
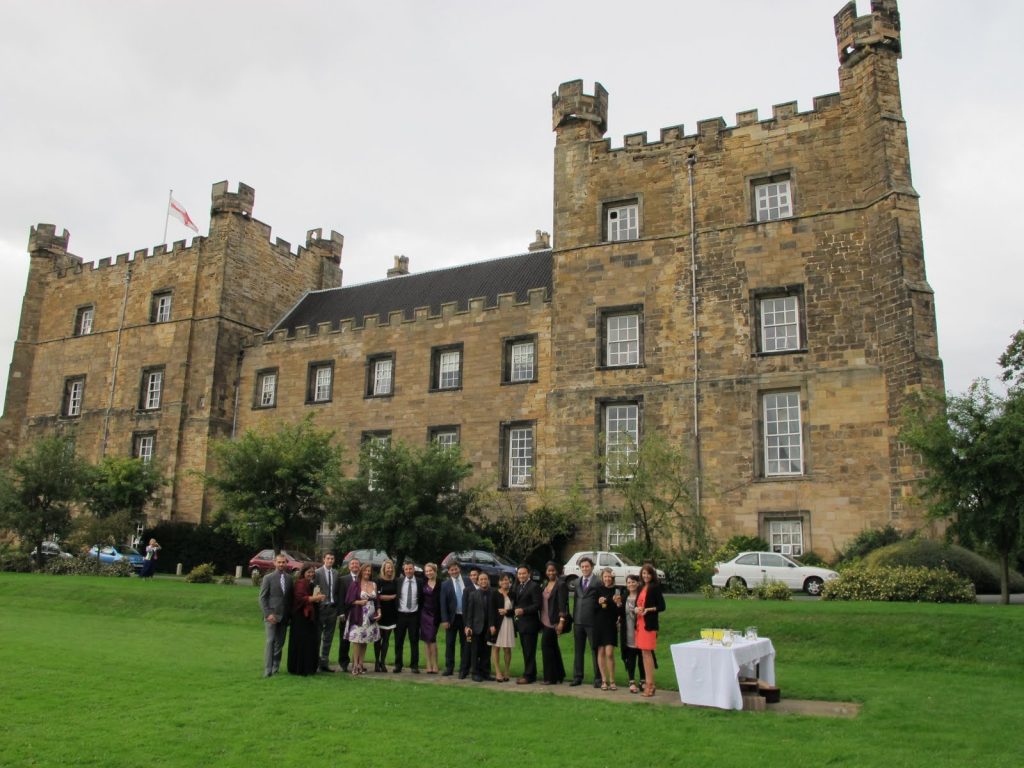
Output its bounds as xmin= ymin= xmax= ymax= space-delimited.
xmin=570 ymin=556 xmax=602 ymax=688
xmin=259 ymin=553 xmax=293 ymax=677
xmin=314 ymin=552 xmax=340 ymax=672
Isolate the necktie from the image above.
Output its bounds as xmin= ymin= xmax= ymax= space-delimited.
xmin=455 ymin=578 xmax=463 ymax=613
xmin=406 ymin=578 xmax=414 ymax=610
xmin=582 ymin=577 xmax=588 ymax=592
xmin=328 ymin=570 xmax=333 ymax=603
xmin=280 ymin=573 xmax=286 ymax=594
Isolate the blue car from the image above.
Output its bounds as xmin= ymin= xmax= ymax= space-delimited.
xmin=88 ymin=545 xmax=145 ymax=572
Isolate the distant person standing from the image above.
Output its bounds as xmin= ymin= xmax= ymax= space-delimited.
xmin=513 ymin=565 xmax=541 ymax=684
xmin=140 ymin=539 xmax=160 ymax=579
xmin=439 ymin=562 xmax=472 ymax=678
xmin=420 ymin=562 xmax=442 ymax=674
xmin=636 ymin=564 xmax=667 ymax=697
xmin=337 ymin=556 xmax=362 ymax=672
xmin=570 ymin=556 xmax=602 ymax=688
xmin=259 ymin=554 xmax=293 ymax=677
xmin=393 ymin=561 xmax=423 ymax=673
xmin=464 ymin=572 xmax=496 ymax=682
xmin=288 ymin=564 xmax=325 ymax=676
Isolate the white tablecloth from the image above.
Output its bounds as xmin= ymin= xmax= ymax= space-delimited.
xmin=670 ymin=637 xmax=776 ymax=710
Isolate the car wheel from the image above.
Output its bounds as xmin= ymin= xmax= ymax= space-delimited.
xmin=804 ymin=577 xmax=824 ymax=596
xmin=726 ymin=576 xmax=747 ymax=590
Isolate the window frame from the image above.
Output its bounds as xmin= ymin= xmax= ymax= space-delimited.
xmin=361 ymin=430 xmax=392 ymax=490
xmin=73 ymin=305 xmax=94 ymax=336
xmin=598 ymin=305 xmax=644 ymax=369
xmin=132 ymin=431 xmax=156 ymax=464
xmin=138 ymin=367 xmax=164 ymax=411
xmin=500 ymin=420 xmax=536 ymax=489
xmin=429 ymin=343 xmax=464 ymax=392
xmin=428 ymin=425 xmax=460 ymax=450
xmin=502 ymin=335 xmax=538 ymax=385
xmin=253 ymin=368 xmax=278 ymax=409
xmin=365 ymin=353 xmax=396 ymax=398
xmin=150 ymin=290 xmax=173 ymax=323
xmin=62 ymin=375 xmax=86 ymax=418
xmin=751 ymin=174 xmax=793 ymax=222
xmin=761 ymin=390 xmax=804 ymax=477
xmin=606 ymin=523 xmax=638 ymax=549
xmin=603 ymin=198 xmax=640 ymax=242
xmin=758 ymin=511 xmax=811 ymax=556
xmin=751 ymin=285 xmax=806 ymax=355
xmin=306 ymin=360 xmax=334 ymax=404
xmin=598 ymin=399 xmax=641 ymax=483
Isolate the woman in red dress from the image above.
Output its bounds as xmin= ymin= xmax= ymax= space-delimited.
xmin=635 ymin=564 xmax=666 ymax=697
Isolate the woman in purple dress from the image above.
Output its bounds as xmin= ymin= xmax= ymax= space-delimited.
xmin=419 ymin=562 xmax=442 ymax=673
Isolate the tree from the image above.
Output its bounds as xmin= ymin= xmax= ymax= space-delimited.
xmin=901 ymin=380 xmax=1024 ymax=604
xmin=330 ymin=439 xmax=480 ymax=565
xmin=0 ymin=436 xmax=88 ymax=570
xmin=77 ymin=456 xmax=165 ymax=546
xmin=481 ymin=485 xmax=586 ymax=566
xmin=206 ymin=416 xmax=344 ymax=551
xmin=603 ymin=432 xmax=706 ymax=554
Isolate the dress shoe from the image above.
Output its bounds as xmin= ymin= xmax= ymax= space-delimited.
xmin=516 ymin=677 xmax=531 ymax=685
xmin=569 ymin=679 xmax=582 ymax=687
xmin=318 ymin=665 xmax=335 ymax=673
xmin=593 ymin=680 xmax=602 ymax=689
xmin=392 ymin=667 xmax=402 ymax=673
xmin=411 ymin=667 xmax=420 ymax=674
xmin=442 ymin=670 xmax=453 ymax=677
xmin=472 ymin=675 xmax=483 ymax=682
xmin=458 ymin=672 xmax=468 ymax=680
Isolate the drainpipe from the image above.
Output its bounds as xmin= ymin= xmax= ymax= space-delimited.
xmin=100 ymin=265 xmax=131 ymax=457
xmin=687 ymin=153 xmax=702 ymax=520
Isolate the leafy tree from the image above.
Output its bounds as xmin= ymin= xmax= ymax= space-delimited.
xmin=76 ymin=456 xmax=165 ymax=546
xmin=603 ymin=432 xmax=706 ymax=553
xmin=901 ymin=381 xmax=1024 ymax=604
xmin=330 ymin=439 xmax=479 ymax=565
xmin=0 ymin=436 xmax=88 ymax=570
xmin=206 ymin=416 xmax=344 ymax=551
xmin=481 ymin=485 xmax=586 ymax=566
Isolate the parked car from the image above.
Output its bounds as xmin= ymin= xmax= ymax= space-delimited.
xmin=30 ymin=541 xmax=74 ymax=561
xmin=340 ymin=549 xmax=421 ymax=573
xmin=248 ymin=549 xmax=317 ymax=578
xmin=711 ymin=551 xmax=839 ymax=596
xmin=88 ymin=544 xmax=146 ymax=572
xmin=441 ymin=550 xmax=536 ymax=582
xmin=562 ymin=551 xmax=665 ymax=587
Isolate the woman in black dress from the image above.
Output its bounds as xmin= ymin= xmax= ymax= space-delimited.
xmin=539 ymin=561 xmax=568 ymax=685
xmin=374 ymin=559 xmax=398 ymax=672
xmin=287 ymin=564 xmax=325 ymax=675
xmin=593 ymin=567 xmax=623 ymax=690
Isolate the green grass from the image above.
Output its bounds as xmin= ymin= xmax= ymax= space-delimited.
xmin=2 ymin=574 xmax=1023 ymax=767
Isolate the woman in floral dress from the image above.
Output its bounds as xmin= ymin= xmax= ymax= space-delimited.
xmin=345 ymin=563 xmax=380 ymax=675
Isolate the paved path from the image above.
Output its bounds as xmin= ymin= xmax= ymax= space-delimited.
xmin=318 ymin=666 xmax=860 ymax=718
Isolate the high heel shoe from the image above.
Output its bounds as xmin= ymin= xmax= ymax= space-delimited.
xmin=642 ymin=682 xmax=655 ymax=698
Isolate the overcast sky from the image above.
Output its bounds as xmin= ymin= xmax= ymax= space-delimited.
xmin=1 ymin=0 xmax=1021 ymax=412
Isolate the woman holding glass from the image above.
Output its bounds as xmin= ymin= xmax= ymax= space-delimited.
xmin=539 ymin=561 xmax=568 ymax=685
xmin=345 ymin=562 xmax=381 ymax=675
xmin=374 ymin=559 xmax=398 ymax=672
xmin=635 ymin=563 xmax=666 ymax=697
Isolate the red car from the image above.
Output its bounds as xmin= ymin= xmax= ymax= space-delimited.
xmin=248 ymin=548 xmax=317 ymax=578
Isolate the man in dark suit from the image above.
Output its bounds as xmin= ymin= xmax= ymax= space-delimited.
xmin=393 ymin=560 xmax=423 ymax=673
xmin=314 ymin=552 xmax=340 ymax=672
xmin=337 ymin=555 xmax=361 ymax=672
xmin=513 ymin=565 xmax=541 ymax=684
xmin=570 ymin=556 xmax=602 ymax=687
xmin=439 ymin=561 xmax=471 ymax=678
xmin=258 ymin=553 xmax=293 ymax=677
xmin=463 ymin=572 xmax=496 ymax=682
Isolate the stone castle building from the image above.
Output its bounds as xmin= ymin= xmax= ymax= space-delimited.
xmin=1 ymin=0 xmax=942 ymax=557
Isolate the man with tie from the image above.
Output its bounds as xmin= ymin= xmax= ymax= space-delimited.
xmin=314 ymin=552 xmax=340 ymax=672
xmin=258 ymin=553 xmax=293 ymax=677
xmin=440 ymin=561 xmax=471 ymax=678
xmin=393 ymin=560 xmax=423 ymax=673
xmin=337 ymin=556 xmax=361 ymax=672
xmin=570 ymin=556 xmax=602 ymax=687
xmin=513 ymin=565 xmax=541 ymax=684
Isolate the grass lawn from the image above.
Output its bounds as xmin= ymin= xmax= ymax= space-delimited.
xmin=2 ymin=574 xmax=1022 ymax=767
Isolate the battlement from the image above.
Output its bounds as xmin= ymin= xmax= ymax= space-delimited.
xmin=211 ymin=180 xmax=255 ymax=217
xmin=245 ymin=286 xmax=549 ymax=349
xmin=28 ymin=224 xmax=72 ymax=258
xmin=583 ymin=92 xmax=843 ymax=159
xmin=552 ymin=80 xmax=608 ymax=134
xmin=834 ymin=0 xmax=901 ymax=65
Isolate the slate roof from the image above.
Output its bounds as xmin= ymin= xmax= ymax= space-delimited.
xmin=271 ymin=249 xmax=552 ymax=335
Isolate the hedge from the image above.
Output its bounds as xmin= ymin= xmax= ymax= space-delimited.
xmin=865 ymin=539 xmax=1024 ymax=595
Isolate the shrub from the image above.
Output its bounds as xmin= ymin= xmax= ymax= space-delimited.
xmin=753 ymin=580 xmax=792 ymax=601
xmin=836 ymin=524 xmax=908 ymax=564
xmin=45 ymin=556 xmax=136 ymax=577
xmin=721 ymin=580 xmax=751 ymax=600
xmin=821 ymin=565 xmax=976 ymax=603
xmin=138 ymin=521 xmax=252 ymax=575
xmin=1 ymin=548 xmax=32 ymax=573
xmin=796 ymin=550 xmax=827 ymax=567
xmin=712 ymin=535 xmax=770 ymax=564
xmin=251 ymin=569 xmax=263 ymax=587
xmin=185 ymin=563 xmax=217 ymax=584
xmin=220 ymin=573 xmax=236 ymax=585
xmin=865 ymin=539 xmax=1024 ymax=595
xmin=699 ymin=584 xmax=717 ymax=600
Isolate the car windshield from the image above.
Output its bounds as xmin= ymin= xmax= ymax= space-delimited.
xmin=614 ymin=552 xmax=638 ymax=566
xmin=120 ymin=547 xmax=142 ymax=556
xmin=491 ymin=552 xmax=516 ymax=566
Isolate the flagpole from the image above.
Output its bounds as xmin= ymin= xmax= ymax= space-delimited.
xmin=163 ymin=189 xmax=173 ymax=245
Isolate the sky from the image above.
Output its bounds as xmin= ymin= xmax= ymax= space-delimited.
xmin=1 ymin=0 xmax=1022 ymax=411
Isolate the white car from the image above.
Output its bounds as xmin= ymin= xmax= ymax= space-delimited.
xmin=711 ymin=551 xmax=838 ymax=596
xmin=562 ymin=551 xmax=665 ymax=587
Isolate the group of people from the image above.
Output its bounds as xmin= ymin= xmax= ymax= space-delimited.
xmin=259 ymin=552 xmax=666 ymax=697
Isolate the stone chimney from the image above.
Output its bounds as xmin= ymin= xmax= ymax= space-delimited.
xmin=387 ymin=255 xmax=410 ymax=278
xmin=528 ymin=230 xmax=551 ymax=252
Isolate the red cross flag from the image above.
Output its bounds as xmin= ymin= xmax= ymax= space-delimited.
xmin=168 ymin=195 xmax=199 ymax=233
